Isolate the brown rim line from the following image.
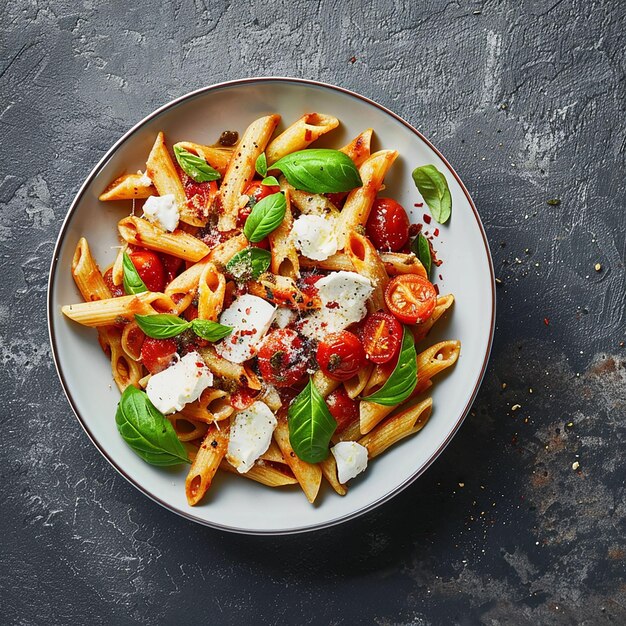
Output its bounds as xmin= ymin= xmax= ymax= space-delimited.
xmin=47 ymin=77 xmax=496 ymax=535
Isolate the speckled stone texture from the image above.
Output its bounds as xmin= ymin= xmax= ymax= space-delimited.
xmin=1 ymin=0 xmax=625 ymax=624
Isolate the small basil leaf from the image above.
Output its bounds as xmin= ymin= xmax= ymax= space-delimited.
xmin=411 ymin=233 xmax=432 ymax=276
xmin=173 ymin=145 xmax=221 ymax=183
xmin=255 ymin=152 xmax=268 ymax=177
xmin=122 ymin=251 xmax=148 ymax=295
xmin=226 ymin=248 xmax=272 ymax=282
xmin=134 ymin=313 xmax=190 ymax=339
xmin=288 ymin=378 xmax=337 ymax=463
xmin=190 ymin=319 xmax=233 ymax=341
xmin=261 ymin=176 xmax=279 ymax=186
xmin=412 ymin=164 xmax=452 ymax=224
xmin=362 ymin=327 xmax=417 ymax=406
xmin=272 ymin=149 xmax=362 ymax=193
xmin=243 ymin=192 xmax=286 ymax=242
xmin=115 ymin=386 xmax=190 ymax=466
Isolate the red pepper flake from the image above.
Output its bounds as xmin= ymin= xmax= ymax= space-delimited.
xmin=349 ymin=56 xmax=357 ymax=64
xmin=414 ymin=202 xmax=424 ymax=208
xmin=433 ymin=283 xmax=440 ymax=295
xmin=195 ymin=362 xmax=204 ymax=368
xmin=409 ymin=223 xmax=420 ymax=237
xmin=433 ymin=228 xmax=440 ymax=237
xmin=325 ymin=301 xmax=340 ymax=309
xmin=423 ymin=213 xmax=431 ymax=224
xmin=245 ymin=307 xmax=252 ymax=315
xmin=240 ymin=328 xmax=255 ymax=336
xmin=544 ymin=318 xmax=550 ymax=326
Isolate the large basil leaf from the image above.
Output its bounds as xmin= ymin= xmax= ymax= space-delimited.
xmin=115 ymin=385 xmax=190 ymax=466
xmin=226 ymin=247 xmax=272 ymax=282
xmin=362 ymin=327 xmax=417 ymax=406
xmin=173 ymin=146 xmax=221 ymax=183
xmin=272 ymin=149 xmax=362 ymax=193
xmin=190 ymin=319 xmax=233 ymax=341
xmin=412 ymin=232 xmax=432 ymax=276
xmin=288 ymin=378 xmax=337 ymax=463
xmin=243 ymin=192 xmax=286 ymax=242
xmin=122 ymin=251 xmax=148 ymax=295
xmin=135 ymin=313 xmax=190 ymax=338
xmin=261 ymin=176 xmax=279 ymax=186
xmin=412 ymin=164 xmax=452 ymax=224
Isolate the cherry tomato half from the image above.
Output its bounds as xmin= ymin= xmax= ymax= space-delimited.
xmin=257 ymin=329 xmax=309 ymax=387
xmin=326 ymin=387 xmax=359 ymax=433
xmin=230 ymin=387 xmax=260 ymax=410
xmin=238 ymin=180 xmax=281 ymax=226
xmin=384 ymin=275 xmax=437 ymax=324
xmin=316 ymin=331 xmax=365 ymax=381
xmin=366 ymin=198 xmax=410 ymax=252
xmin=129 ymin=250 xmax=166 ymax=293
xmin=159 ymin=253 xmax=184 ymax=285
xmin=140 ymin=337 xmax=177 ymax=375
xmin=362 ymin=312 xmax=403 ymax=364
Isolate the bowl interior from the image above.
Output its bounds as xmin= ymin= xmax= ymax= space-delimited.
xmin=49 ymin=79 xmax=494 ymax=534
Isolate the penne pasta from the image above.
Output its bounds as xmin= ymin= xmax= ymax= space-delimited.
xmin=312 ymin=370 xmax=341 ymax=399
xmin=273 ymin=417 xmax=322 ymax=503
xmin=111 ymin=245 xmax=126 ymax=287
xmin=359 ymin=398 xmax=433 ymax=459
xmin=340 ymin=128 xmax=373 ymax=167
xmin=248 ymin=273 xmax=320 ymax=310
xmin=99 ymin=172 xmax=155 ymax=201
xmin=106 ymin=326 xmax=144 ymax=392
xmin=169 ymin=415 xmax=209 ymax=442
xmin=269 ymin=188 xmax=300 ymax=279
xmin=71 ymin=237 xmax=111 ymax=302
xmin=173 ymin=141 xmax=234 ymax=176
xmin=219 ymin=459 xmax=298 ymax=487
xmin=180 ymin=388 xmax=234 ymax=423
xmin=217 ymin=114 xmax=280 ymax=231
xmin=345 ymin=230 xmax=389 ymax=312
xmin=120 ymin=321 xmax=145 ymax=361
xmin=280 ymin=177 xmax=340 ymax=218
xmin=259 ymin=440 xmax=287 ymax=464
xmin=266 ymin=113 xmax=339 ymax=164
xmin=336 ymin=149 xmax=399 ymax=249
xmin=197 ymin=262 xmax=226 ymax=321
xmin=186 ymin=421 xmax=230 ymax=505
xmin=118 ymin=215 xmax=210 ymax=262
xmin=197 ymin=345 xmax=261 ymax=390
xmin=413 ymin=294 xmax=455 ymax=342
xmin=343 ymin=362 xmax=374 ymax=399
xmin=380 ymin=252 xmax=427 ymax=278
xmin=320 ymin=455 xmax=347 ymax=496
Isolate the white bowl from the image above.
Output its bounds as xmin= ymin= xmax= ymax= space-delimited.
xmin=48 ymin=78 xmax=495 ymax=534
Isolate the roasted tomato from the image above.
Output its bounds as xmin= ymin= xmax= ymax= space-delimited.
xmin=103 ymin=267 xmax=125 ymax=298
xmin=238 ymin=180 xmax=281 ymax=226
xmin=366 ymin=198 xmax=410 ymax=252
xmin=316 ymin=331 xmax=365 ymax=381
xmin=129 ymin=250 xmax=166 ymax=292
xmin=230 ymin=387 xmax=260 ymax=410
xmin=362 ymin=312 xmax=403 ymax=364
xmin=326 ymin=387 xmax=359 ymax=432
xmin=159 ymin=253 xmax=184 ymax=284
xmin=384 ymin=275 xmax=437 ymax=324
xmin=140 ymin=337 xmax=177 ymax=375
xmin=257 ymin=329 xmax=309 ymax=387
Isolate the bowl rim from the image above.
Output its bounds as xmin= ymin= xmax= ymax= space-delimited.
xmin=47 ymin=76 xmax=496 ymax=535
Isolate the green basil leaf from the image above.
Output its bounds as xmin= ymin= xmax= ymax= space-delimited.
xmin=115 ymin=386 xmax=190 ymax=466
xmin=272 ymin=149 xmax=362 ymax=193
xmin=255 ymin=152 xmax=268 ymax=177
xmin=134 ymin=313 xmax=190 ymax=338
xmin=412 ymin=164 xmax=452 ymax=224
xmin=243 ymin=192 xmax=286 ymax=242
xmin=190 ymin=319 xmax=233 ymax=341
xmin=412 ymin=233 xmax=432 ymax=276
xmin=288 ymin=378 xmax=337 ymax=463
xmin=122 ymin=251 xmax=148 ymax=295
xmin=173 ymin=145 xmax=221 ymax=183
xmin=261 ymin=176 xmax=279 ymax=186
xmin=226 ymin=247 xmax=272 ymax=282
xmin=362 ymin=327 xmax=417 ymax=406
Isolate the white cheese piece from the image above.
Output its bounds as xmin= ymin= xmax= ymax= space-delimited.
xmin=273 ymin=307 xmax=297 ymax=329
xmin=137 ymin=170 xmax=153 ymax=186
xmin=300 ymin=271 xmax=373 ymax=340
xmin=143 ymin=194 xmax=179 ymax=232
xmin=227 ymin=401 xmax=277 ymax=473
xmin=146 ymin=351 xmax=213 ymax=415
xmin=291 ymin=214 xmax=339 ymax=261
xmin=215 ymin=294 xmax=276 ymax=363
xmin=331 ymin=441 xmax=368 ymax=484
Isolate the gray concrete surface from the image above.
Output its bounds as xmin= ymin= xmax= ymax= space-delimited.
xmin=1 ymin=0 xmax=625 ymax=624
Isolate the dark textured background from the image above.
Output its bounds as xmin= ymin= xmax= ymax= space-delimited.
xmin=2 ymin=1 xmax=625 ymax=624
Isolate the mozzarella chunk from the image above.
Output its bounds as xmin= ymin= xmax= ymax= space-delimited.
xmin=300 ymin=271 xmax=373 ymax=340
xmin=146 ymin=351 xmax=213 ymax=415
xmin=137 ymin=170 xmax=153 ymax=186
xmin=215 ymin=294 xmax=276 ymax=363
xmin=227 ymin=401 xmax=277 ymax=473
xmin=331 ymin=441 xmax=368 ymax=484
xmin=273 ymin=307 xmax=297 ymax=329
xmin=291 ymin=214 xmax=339 ymax=261
xmin=143 ymin=194 xmax=179 ymax=232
